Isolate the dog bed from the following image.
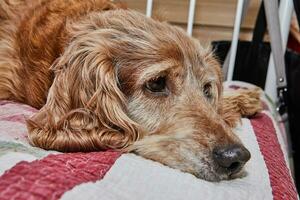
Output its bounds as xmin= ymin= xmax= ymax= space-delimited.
xmin=0 ymin=81 xmax=298 ymax=200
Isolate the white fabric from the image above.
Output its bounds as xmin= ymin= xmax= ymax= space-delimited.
xmin=62 ymin=119 xmax=273 ymax=200
xmin=0 ymin=152 xmax=37 ymax=176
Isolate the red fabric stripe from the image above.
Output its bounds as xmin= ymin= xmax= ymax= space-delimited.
xmin=0 ymin=151 xmax=121 ymax=200
xmin=251 ymin=113 xmax=298 ymax=200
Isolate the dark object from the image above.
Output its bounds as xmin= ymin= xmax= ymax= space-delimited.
xmin=286 ymin=49 xmax=300 ymax=192
xmin=212 ymin=4 xmax=270 ymax=88
xmin=286 ymin=0 xmax=300 ymax=192
xmin=212 ymin=41 xmax=270 ymax=88
xmin=294 ymin=0 xmax=300 ymax=31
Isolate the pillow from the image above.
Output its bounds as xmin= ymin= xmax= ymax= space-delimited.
xmin=0 ymin=81 xmax=298 ymax=200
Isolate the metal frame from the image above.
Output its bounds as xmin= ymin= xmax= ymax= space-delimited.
xmin=226 ymin=0 xmax=245 ymax=81
xmin=146 ymin=0 xmax=153 ymax=17
xmin=146 ymin=0 xmax=196 ymax=35
xmin=264 ymin=0 xmax=294 ymax=101
xmin=187 ymin=0 xmax=196 ymax=36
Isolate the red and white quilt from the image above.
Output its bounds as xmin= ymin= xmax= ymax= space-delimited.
xmin=0 ymin=81 xmax=298 ymax=200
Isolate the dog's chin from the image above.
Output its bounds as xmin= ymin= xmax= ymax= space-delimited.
xmin=193 ymin=167 xmax=229 ymax=182
xmin=228 ymin=169 xmax=248 ymax=180
xmin=130 ymin=141 xmax=247 ymax=182
xmin=132 ymin=150 xmax=247 ymax=182
xmin=195 ymin=172 xmax=226 ymax=182
xmin=194 ymin=167 xmax=247 ymax=182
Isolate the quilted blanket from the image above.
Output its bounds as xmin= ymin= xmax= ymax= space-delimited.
xmin=0 ymin=81 xmax=298 ymax=200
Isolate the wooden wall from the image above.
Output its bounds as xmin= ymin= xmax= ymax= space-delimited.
xmin=123 ymin=0 xmax=261 ymax=44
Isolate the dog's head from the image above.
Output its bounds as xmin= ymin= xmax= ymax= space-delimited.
xmin=50 ymin=10 xmax=250 ymax=181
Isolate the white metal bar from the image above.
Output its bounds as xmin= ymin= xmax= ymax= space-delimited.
xmin=264 ymin=0 xmax=293 ymax=102
xmin=222 ymin=0 xmax=249 ymax=78
xmin=187 ymin=0 xmax=196 ymax=36
xmin=264 ymin=0 xmax=286 ymax=87
xmin=226 ymin=0 xmax=245 ymax=81
xmin=146 ymin=0 xmax=153 ymax=17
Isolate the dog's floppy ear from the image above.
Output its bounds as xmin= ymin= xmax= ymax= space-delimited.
xmin=27 ymin=33 xmax=140 ymax=152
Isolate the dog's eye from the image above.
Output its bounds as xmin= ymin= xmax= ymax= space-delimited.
xmin=203 ymin=83 xmax=213 ymax=99
xmin=145 ymin=76 xmax=168 ymax=95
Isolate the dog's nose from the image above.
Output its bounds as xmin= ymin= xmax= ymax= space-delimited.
xmin=213 ymin=145 xmax=251 ymax=175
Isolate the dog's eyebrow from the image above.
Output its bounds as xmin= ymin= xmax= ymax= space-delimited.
xmin=138 ymin=61 xmax=179 ymax=83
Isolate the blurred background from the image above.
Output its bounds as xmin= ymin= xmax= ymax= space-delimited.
xmin=124 ymin=0 xmax=261 ymax=44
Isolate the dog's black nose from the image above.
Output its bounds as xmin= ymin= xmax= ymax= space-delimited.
xmin=213 ymin=145 xmax=251 ymax=174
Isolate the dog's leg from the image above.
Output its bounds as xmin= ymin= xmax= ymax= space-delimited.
xmin=221 ymin=88 xmax=263 ymax=128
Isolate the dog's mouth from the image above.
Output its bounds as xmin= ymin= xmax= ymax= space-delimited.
xmin=193 ymin=157 xmax=249 ymax=182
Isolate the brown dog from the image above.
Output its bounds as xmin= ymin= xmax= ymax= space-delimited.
xmin=0 ymin=0 xmax=261 ymax=181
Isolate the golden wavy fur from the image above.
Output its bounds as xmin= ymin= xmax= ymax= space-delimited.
xmin=0 ymin=0 xmax=262 ymax=181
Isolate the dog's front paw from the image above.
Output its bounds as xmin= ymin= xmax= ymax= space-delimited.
xmin=235 ymin=88 xmax=263 ymax=117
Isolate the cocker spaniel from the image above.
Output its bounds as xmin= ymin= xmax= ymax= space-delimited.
xmin=0 ymin=0 xmax=262 ymax=181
